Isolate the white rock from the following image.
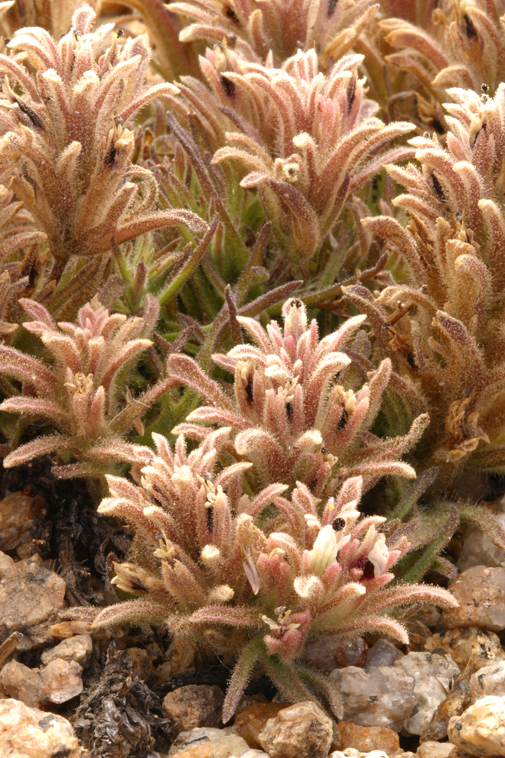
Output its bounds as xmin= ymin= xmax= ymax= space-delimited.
xmin=0 ymin=698 xmax=81 ymax=758
xmin=41 ymin=634 xmax=93 ymax=666
xmin=329 ymin=666 xmax=416 ymax=732
xmin=258 ymin=701 xmax=333 ymax=758
xmin=470 ymin=659 xmax=505 ymax=702
xmin=40 ymin=658 xmax=84 ymax=703
xmin=448 ymin=695 xmax=505 ymax=756
xmin=394 ymin=651 xmax=460 ymax=735
xmin=168 ymin=726 xmax=249 ymax=757
xmin=0 ymin=660 xmax=45 ymax=708
xmin=416 ymin=741 xmax=454 ymax=758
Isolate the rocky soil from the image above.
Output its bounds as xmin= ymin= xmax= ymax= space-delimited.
xmin=2 ymin=459 xmax=505 ymax=758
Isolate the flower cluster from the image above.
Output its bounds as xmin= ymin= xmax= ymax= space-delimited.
xmin=178 ymin=47 xmax=413 ymax=271
xmin=0 ymin=4 xmax=207 ymax=288
xmin=169 ymin=0 xmax=377 ymax=65
xmin=94 ymin=428 xmax=456 ymax=720
xmin=345 ymin=82 xmax=505 ymax=479
xmin=0 ymin=296 xmax=171 ymax=478
xmin=169 ymin=298 xmax=427 ymax=496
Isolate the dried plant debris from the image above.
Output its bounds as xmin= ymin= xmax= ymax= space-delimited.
xmin=72 ymin=638 xmax=172 ymax=758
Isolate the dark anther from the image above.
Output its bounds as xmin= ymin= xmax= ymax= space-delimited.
xmin=291 ymin=298 xmax=303 ymax=308
xmin=15 ymin=98 xmax=44 ymax=130
xmin=362 ymin=560 xmax=375 ymax=580
xmin=105 ymin=146 xmax=116 ymax=165
xmin=463 ymin=13 xmax=477 ymax=39
xmin=220 ymin=75 xmax=235 ymax=98
xmin=481 ymin=83 xmax=489 ymax=94
xmin=346 ymin=78 xmax=356 ymax=113
xmin=336 ymin=408 xmax=348 ymax=431
xmin=455 ymin=211 xmax=463 ymax=222
xmin=286 ymin=402 xmax=293 ymax=422
xmin=332 ymin=517 xmax=346 ymax=531
xmin=116 ymin=28 xmax=124 ymax=37
xmin=245 ymin=374 xmax=254 ymax=403
xmin=224 ymin=4 xmax=239 ymax=22
xmin=431 ymin=173 xmax=445 ymax=201
xmin=321 ymin=447 xmax=329 ymax=455
xmin=327 ymin=0 xmax=338 ymax=15
xmin=206 ymin=505 xmax=214 ymax=532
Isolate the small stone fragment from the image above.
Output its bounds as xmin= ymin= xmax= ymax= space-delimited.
xmin=303 ymin=636 xmax=367 ymax=672
xmin=0 ymin=660 xmax=45 ymax=708
xmin=448 ymin=695 xmax=505 ymax=756
xmin=167 ymin=726 xmax=250 ymax=757
xmin=166 ymin=637 xmax=198 ymax=675
xmin=365 ymin=639 xmax=404 ymax=669
xmin=420 ymin=680 xmax=471 ymax=743
xmin=426 ymin=627 xmax=505 ymax=674
xmin=0 ymin=697 xmax=81 ymax=757
xmin=329 ymin=666 xmax=416 ymax=732
xmin=235 ymin=701 xmax=288 ymax=749
xmin=458 ymin=510 xmax=505 ymax=572
xmin=258 ymin=701 xmax=333 ymax=758
xmin=162 ymin=684 xmax=224 ymax=735
xmin=0 ymin=552 xmax=66 ymax=651
xmin=0 ymin=492 xmax=37 ymax=552
xmin=442 ymin=566 xmax=505 ymax=632
xmin=41 ymin=634 xmax=93 ymax=667
xmin=417 ymin=743 xmax=454 ymax=758
xmin=336 ymin=721 xmax=399 ymax=754
xmin=329 ymin=752 xmax=389 ymax=758
xmin=40 ymin=658 xmax=84 ymax=703
xmin=469 ymin=660 xmax=505 ymax=702
xmin=394 ymin=651 xmax=460 ymax=735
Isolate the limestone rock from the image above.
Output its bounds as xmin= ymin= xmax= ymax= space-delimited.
xmin=336 ymin=721 xmax=399 ymax=754
xmin=258 ymin=701 xmax=333 ymax=758
xmin=329 ymin=666 xmax=416 ymax=732
xmin=417 ymin=743 xmax=454 ymax=758
xmin=442 ymin=566 xmax=505 ymax=632
xmin=469 ymin=660 xmax=505 ymax=702
xmin=394 ymin=651 xmax=460 ymax=735
xmin=40 ymin=658 xmax=83 ymax=703
xmin=421 ymin=680 xmax=471 ymax=742
xmin=426 ymin=627 xmax=505 ymax=674
xmin=162 ymin=685 xmax=224 ymax=735
xmin=235 ymin=701 xmax=288 ymax=749
xmin=41 ymin=634 xmax=93 ymax=667
xmin=167 ymin=726 xmax=249 ymax=757
xmin=0 ymin=697 xmax=81 ymax=757
xmin=0 ymin=552 xmax=66 ymax=651
xmin=448 ymin=695 xmax=505 ymax=756
xmin=0 ymin=660 xmax=45 ymax=708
